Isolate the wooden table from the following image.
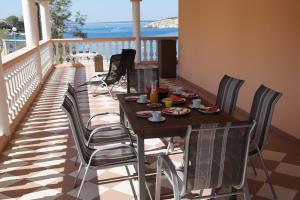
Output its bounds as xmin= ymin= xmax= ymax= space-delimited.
xmin=117 ymin=93 xmax=237 ymax=200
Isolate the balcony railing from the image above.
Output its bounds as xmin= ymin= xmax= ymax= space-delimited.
xmin=52 ymin=36 xmax=178 ymax=64
xmin=0 ymin=36 xmax=177 ymax=133
xmin=1 ymin=40 xmax=53 ymax=132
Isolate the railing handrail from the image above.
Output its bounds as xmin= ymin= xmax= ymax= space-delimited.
xmin=2 ymin=39 xmax=26 ymax=42
xmin=2 ymin=46 xmax=38 ymax=70
xmin=39 ymin=39 xmax=52 ymax=48
xmin=52 ymin=36 xmax=178 ymax=43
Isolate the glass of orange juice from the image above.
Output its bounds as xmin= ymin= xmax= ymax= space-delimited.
xmin=164 ymin=98 xmax=173 ymax=108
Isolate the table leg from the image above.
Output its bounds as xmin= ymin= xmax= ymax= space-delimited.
xmin=119 ymin=104 xmax=125 ymax=125
xmin=137 ymin=136 xmax=146 ymax=200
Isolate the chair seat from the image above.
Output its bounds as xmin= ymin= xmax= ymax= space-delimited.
xmin=91 ymin=145 xmax=137 ymax=167
xmin=86 ymin=126 xmax=131 ymax=145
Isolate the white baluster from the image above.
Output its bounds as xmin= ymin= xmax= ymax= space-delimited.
xmin=55 ymin=43 xmax=60 ymax=64
xmin=96 ymin=42 xmax=99 ymax=54
xmin=149 ymin=40 xmax=154 ymax=62
xmin=155 ymin=40 xmax=158 ymax=62
xmin=109 ymin=41 xmax=112 ymax=58
xmin=62 ymin=43 xmax=66 ymax=63
xmin=115 ymin=41 xmax=119 ymax=54
xmin=143 ymin=40 xmax=147 ymax=62
xmin=122 ymin=41 xmax=125 ymax=50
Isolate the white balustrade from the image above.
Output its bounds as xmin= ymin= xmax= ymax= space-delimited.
xmin=3 ymin=47 xmax=40 ymax=122
xmin=1 ymin=40 xmax=53 ymax=127
xmin=52 ymin=37 xmax=177 ymax=65
xmin=40 ymin=41 xmax=53 ymax=77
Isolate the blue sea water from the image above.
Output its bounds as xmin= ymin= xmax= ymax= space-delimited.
xmin=64 ymin=21 xmax=178 ymax=38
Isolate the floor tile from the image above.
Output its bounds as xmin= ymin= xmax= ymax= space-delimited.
xmin=256 ymin=183 xmax=297 ymax=200
xmin=275 ymin=162 xmax=300 ymax=178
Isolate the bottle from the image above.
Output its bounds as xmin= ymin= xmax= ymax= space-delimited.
xmin=150 ymin=82 xmax=158 ymax=104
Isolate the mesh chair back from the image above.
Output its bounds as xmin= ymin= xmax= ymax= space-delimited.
xmin=66 ymin=83 xmax=86 ymax=128
xmin=61 ymin=95 xmax=93 ymax=164
xmin=182 ymin=122 xmax=254 ymax=193
xmin=248 ymin=85 xmax=282 ymax=153
xmin=216 ymin=75 xmax=245 ymax=115
xmin=104 ymin=49 xmax=136 ymax=85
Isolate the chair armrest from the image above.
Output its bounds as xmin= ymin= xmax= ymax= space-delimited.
xmin=86 ymin=124 xmax=126 ymax=147
xmin=86 ymin=112 xmax=120 ymax=130
xmin=156 ymin=154 xmax=180 ymax=200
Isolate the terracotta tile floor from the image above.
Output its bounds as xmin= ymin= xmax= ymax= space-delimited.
xmin=0 ymin=65 xmax=299 ymax=200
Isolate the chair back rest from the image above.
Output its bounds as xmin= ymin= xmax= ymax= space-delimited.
xmin=216 ymin=75 xmax=245 ymax=115
xmin=104 ymin=49 xmax=136 ymax=85
xmin=66 ymin=83 xmax=86 ymax=128
xmin=248 ymin=85 xmax=282 ymax=152
xmin=61 ymin=95 xmax=92 ymax=164
xmin=182 ymin=122 xmax=255 ymax=194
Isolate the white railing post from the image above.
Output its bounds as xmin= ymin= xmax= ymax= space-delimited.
xmin=39 ymin=0 xmax=52 ymax=41
xmin=0 ymin=54 xmax=11 ymax=136
xmin=131 ymin=0 xmax=142 ymax=63
xmin=22 ymin=0 xmax=42 ymax=82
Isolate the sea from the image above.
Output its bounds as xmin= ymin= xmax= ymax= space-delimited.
xmin=64 ymin=21 xmax=178 ymax=38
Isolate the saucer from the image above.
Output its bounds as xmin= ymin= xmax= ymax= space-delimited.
xmin=148 ymin=116 xmax=166 ymax=123
xmin=188 ymin=104 xmax=205 ymax=109
xmin=137 ymin=99 xmax=150 ymax=104
xmin=188 ymin=104 xmax=201 ymax=109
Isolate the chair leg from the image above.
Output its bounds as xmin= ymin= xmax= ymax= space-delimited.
xmin=166 ymin=137 xmax=174 ymax=155
xmin=73 ymin=162 xmax=83 ymax=188
xmin=76 ymin=164 xmax=90 ymax=200
xmin=74 ymin=154 xmax=79 ymax=166
xmin=256 ymin=147 xmax=277 ymax=200
xmin=249 ymin=158 xmax=257 ymax=175
xmin=155 ymin=158 xmax=162 ymax=200
xmin=243 ymin=179 xmax=251 ymax=200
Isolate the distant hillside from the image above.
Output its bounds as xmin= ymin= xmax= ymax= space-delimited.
xmin=144 ymin=17 xmax=178 ymax=29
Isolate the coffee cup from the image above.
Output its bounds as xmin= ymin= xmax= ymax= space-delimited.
xmin=175 ymin=86 xmax=183 ymax=94
xmin=138 ymin=94 xmax=147 ymax=103
xmin=192 ymin=99 xmax=201 ymax=108
xmin=152 ymin=111 xmax=162 ymax=121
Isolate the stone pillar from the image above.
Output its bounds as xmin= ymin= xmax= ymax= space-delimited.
xmin=0 ymin=46 xmax=11 ymax=136
xmin=22 ymin=0 xmax=43 ymax=81
xmin=22 ymin=0 xmax=40 ymax=47
xmin=39 ymin=0 xmax=52 ymax=41
xmin=131 ymin=0 xmax=142 ymax=63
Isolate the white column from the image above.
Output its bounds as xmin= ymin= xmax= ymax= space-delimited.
xmin=131 ymin=0 xmax=142 ymax=63
xmin=0 ymin=54 xmax=11 ymax=136
xmin=39 ymin=0 xmax=52 ymax=41
xmin=22 ymin=0 xmax=40 ymax=47
xmin=22 ymin=0 xmax=43 ymax=81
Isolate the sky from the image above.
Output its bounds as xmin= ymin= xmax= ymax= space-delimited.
xmin=0 ymin=0 xmax=178 ymax=22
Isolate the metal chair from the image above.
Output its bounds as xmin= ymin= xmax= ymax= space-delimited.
xmin=248 ymin=85 xmax=282 ymax=200
xmin=216 ymin=75 xmax=245 ymax=115
xmin=156 ymin=122 xmax=256 ymax=200
xmin=166 ymin=75 xmax=245 ymax=154
xmin=78 ymin=49 xmax=136 ymax=98
xmin=61 ymin=95 xmax=137 ymax=200
xmin=65 ymin=83 xmax=135 ymax=165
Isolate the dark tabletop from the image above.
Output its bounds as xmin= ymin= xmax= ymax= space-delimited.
xmin=117 ymin=93 xmax=238 ymax=139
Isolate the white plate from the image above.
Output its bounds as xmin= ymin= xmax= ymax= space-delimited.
xmin=137 ymin=99 xmax=150 ymax=104
xmin=148 ymin=116 xmax=166 ymax=123
xmin=125 ymin=96 xmax=139 ymax=101
xmin=198 ymin=107 xmax=221 ymax=114
xmin=136 ymin=111 xmax=152 ymax=118
xmin=162 ymin=107 xmax=191 ymax=116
